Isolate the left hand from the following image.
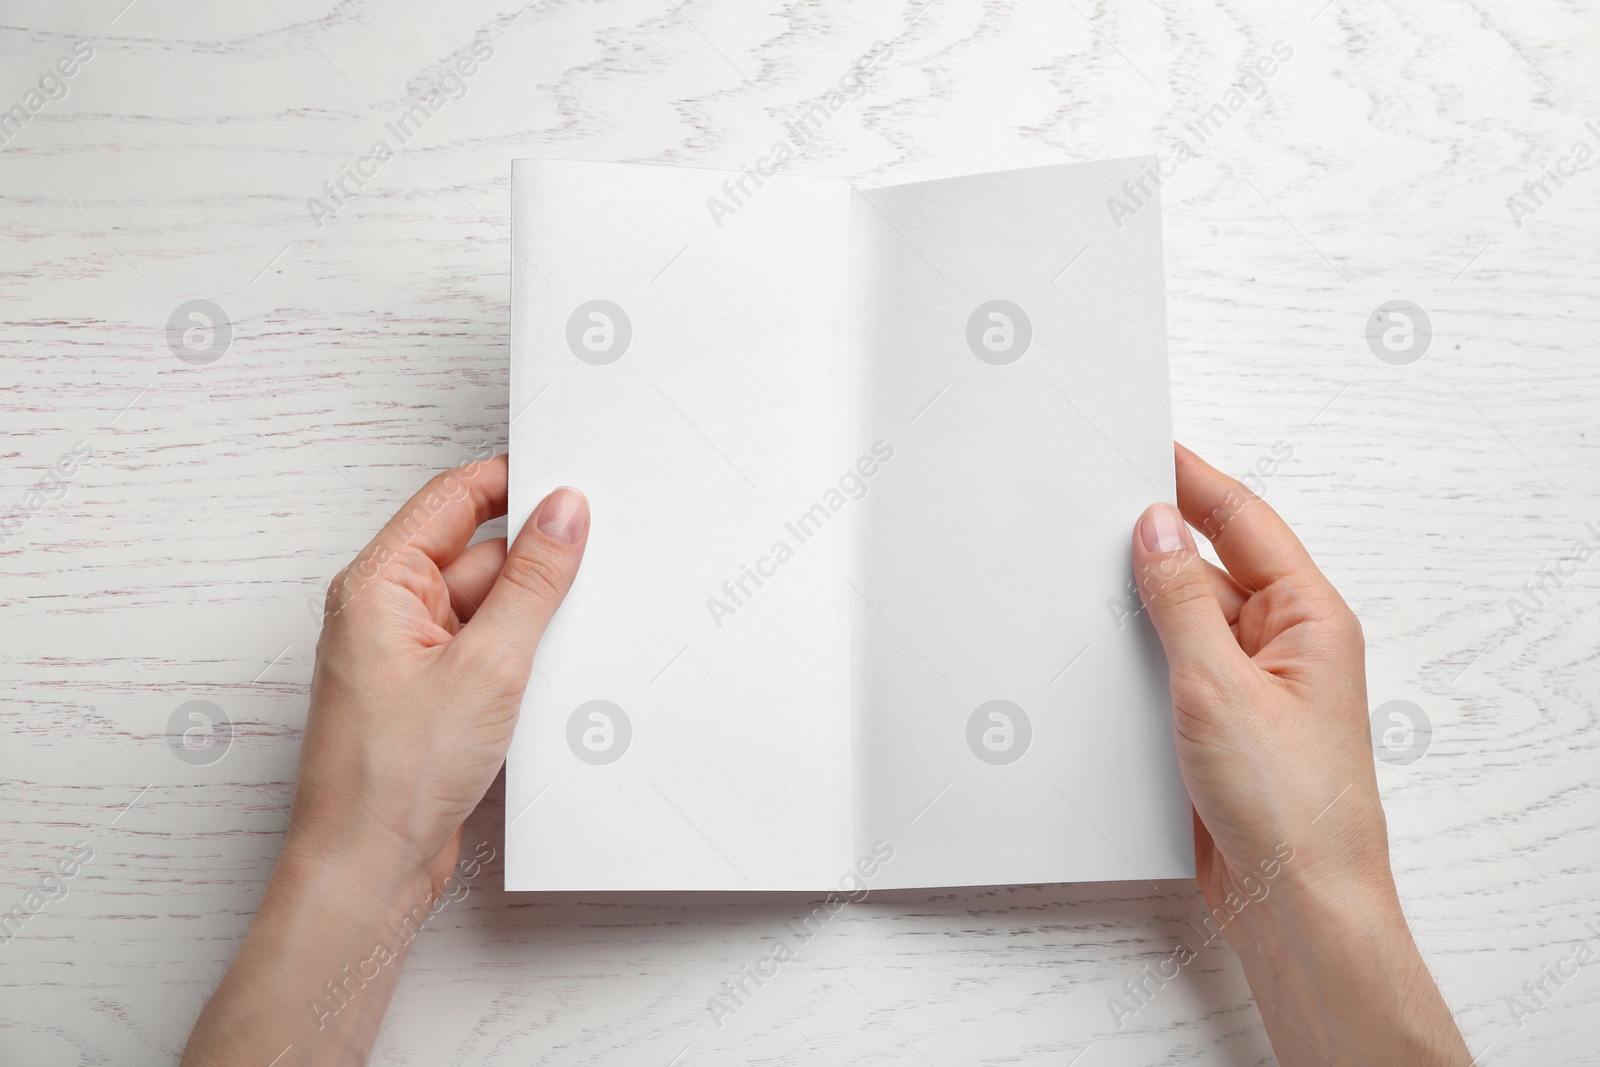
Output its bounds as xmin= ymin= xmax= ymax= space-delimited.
xmin=183 ymin=457 xmax=590 ymax=1067
xmin=292 ymin=455 xmax=589 ymax=891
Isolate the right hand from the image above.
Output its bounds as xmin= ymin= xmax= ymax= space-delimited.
xmin=1131 ymin=444 xmax=1391 ymax=922
xmin=1129 ymin=444 xmax=1471 ymax=1066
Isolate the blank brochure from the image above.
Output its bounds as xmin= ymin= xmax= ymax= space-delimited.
xmin=506 ymin=157 xmax=1193 ymax=891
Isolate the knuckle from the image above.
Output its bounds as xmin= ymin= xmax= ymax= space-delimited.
xmin=489 ymin=653 xmax=534 ymax=692
xmin=498 ymin=550 xmax=568 ymax=603
xmin=1195 ymin=485 xmax=1264 ymax=542
xmin=462 ymin=637 xmax=533 ymax=695
xmin=387 ymin=546 xmax=433 ymax=582
xmin=320 ymin=566 xmax=359 ymax=622
xmin=1325 ymin=605 xmax=1365 ymax=654
xmin=424 ymin=462 xmax=471 ymax=501
xmin=1140 ymin=559 xmax=1210 ymax=610
xmin=1334 ymin=604 xmax=1363 ymax=640
xmin=1170 ymin=659 xmax=1251 ymax=715
xmin=439 ymin=638 xmax=519 ymax=697
xmin=461 ymin=638 xmax=524 ymax=689
xmin=1162 ymin=573 xmax=1215 ymax=611
xmin=1282 ymin=570 xmax=1332 ymax=602
xmin=1292 ymin=581 xmax=1363 ymax=646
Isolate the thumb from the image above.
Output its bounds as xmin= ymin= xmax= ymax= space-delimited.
xmin=1132 ymin=503 xmax=1247 ymax=686
xmin=461 ymin=486 xmax=589 ymax=674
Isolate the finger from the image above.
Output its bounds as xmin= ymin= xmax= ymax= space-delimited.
xmin=362 ymin=453 xmax=508 ymax=569
xmin=457 ymin=486 xmax=589 ymax=674
xmin=1201 ymin=558 xmax=1248 ymax=625
xmin=439 ymin=538 xmax=508 ymax=623
xmin=1173 ymin=443 xmax=1326 ymax=595
xmin=1132 ymin=503 xmax=1251 ymax=683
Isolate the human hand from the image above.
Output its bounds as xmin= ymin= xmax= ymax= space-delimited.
xmin=293 ymin=455 xmax=589 ymax=893
xmin=183 ymin=457 xmax=588 ymax=1067
xmin=1132 ymin=443 xmax=1385 ymax=912
xmin=1131 ymin=443 xmax=1468 ymax=1066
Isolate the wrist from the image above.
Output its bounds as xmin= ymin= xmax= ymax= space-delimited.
xmin=275 ymin=777 xmax=457 ymax=905
xmin=181 ymin=832 xmax=440 ymax=1067
xmin=269 ymin=839 xmax=434 ymax=929
xmin=1227 ymin=866 xmax=1405 ymax=974
xmin=267 ymin=825 xmax=485 ymax=952
xmin=1226 ymin=874 xmax=1469 ymax=1066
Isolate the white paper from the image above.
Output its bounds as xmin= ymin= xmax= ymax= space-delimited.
xmin=507 ymin=157 xmax=1192 ymax=891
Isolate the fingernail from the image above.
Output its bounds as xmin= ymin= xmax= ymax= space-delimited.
xmin=535 ymin=486 xmax=588 ymax=545
xmin=1140 ymin=504 xmax=1191 ymax=554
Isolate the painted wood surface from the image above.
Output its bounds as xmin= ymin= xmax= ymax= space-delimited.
xmin=1 ymin=1 xmax=1596 ymax=1063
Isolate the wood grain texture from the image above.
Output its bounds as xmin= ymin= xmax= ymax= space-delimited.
xmin=1 ymin=0 xmax=1596 ymax=1063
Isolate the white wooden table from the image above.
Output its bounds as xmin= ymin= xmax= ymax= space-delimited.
xmin=2 ymin=2 xmax=1596 ymax=1063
